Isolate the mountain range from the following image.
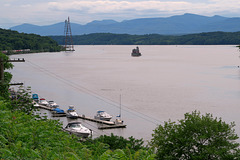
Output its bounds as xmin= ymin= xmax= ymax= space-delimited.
xmin=10 ymin=13 xmax=240 ymax=36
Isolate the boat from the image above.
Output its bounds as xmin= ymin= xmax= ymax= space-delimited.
xmin=51 ymin=108 xmax=66 ymax=117
xmin=32 ymin=94 xmax=39 ymax=102
xmin=64 ymin=121 xmax=92 ymax=138
xmin=94 ymin=110 xmax=113 ymax=121
xmin=115 ymin=93 xmax=124 ymax=124
xmin=52 ymin=108 xmax=65 ymax=114
xmin=39 ymin=98 xmax=49 ymax=106
xmin=131 ymin=46 xmax=141 ymax=57
xmin=66 ymin=105 xmax=79 ymax=119
xmin=48 ymin=100 xmax=59 ymax=108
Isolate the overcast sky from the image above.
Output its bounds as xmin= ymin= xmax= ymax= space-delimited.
xmin=1 ymin=0 xmax=240 ymax=28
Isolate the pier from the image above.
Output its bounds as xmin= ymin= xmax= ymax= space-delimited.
xmin=35 ymin=102 xmax=126 ymax=128
xmin=98 ymin=124 xmax=126 ymax=129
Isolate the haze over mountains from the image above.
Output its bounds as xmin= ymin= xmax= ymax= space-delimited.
xmin=10 ymin=13 xmax=240 ymax=36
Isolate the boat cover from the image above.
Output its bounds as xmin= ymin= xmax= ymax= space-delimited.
xmin=53 ymin=108 xmax=64 ymax=113
xmin=32 ymin=94 xmax=38 ymax=99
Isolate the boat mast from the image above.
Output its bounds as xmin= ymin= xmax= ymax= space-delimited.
xmin=119 ymin=93 xmax=122 ymax=119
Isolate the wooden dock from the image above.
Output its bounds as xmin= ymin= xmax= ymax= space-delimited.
xmin=52 ymin=113 xmax=66 ymax=117
xmin=98 ymin=124 xmax=126 ymax=129
xmin=35 ymin=104 xmax=67 ymax=117
xmin=77 ymin=115 xmax=115 ymax=125
xmin=35 ymin=104 xmax=53 ymax=111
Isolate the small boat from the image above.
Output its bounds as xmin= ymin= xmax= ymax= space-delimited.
xmin=48 ymin=100 xmax=59 ymax=108
xmin=66 ymin=105 xmax=79 ymax=119
xmin=51 ymin=108 xmax=66 ymax=117
xmin=64 ymin=121 xmax=92 ymax=138
xmin=32 ymin=94 xmax=39 ymax=102
xmin=39 ymin=98 xmax=49 ymax=106
xmin=131 ymin=46 xmax=141 ymax=57
xmin=94 ymin=110 xmax=113 ymax=121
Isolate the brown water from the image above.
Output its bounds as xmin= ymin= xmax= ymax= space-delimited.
xmin=10 ymin=45 xmax=240 ymax=142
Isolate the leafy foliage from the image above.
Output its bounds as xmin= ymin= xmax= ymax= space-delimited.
xmin=150 ymin=110 xmax=240 ymax=159
xmin=50 ymin=31 xmax=240 ymax=45
xmin=0 ymin=28 xmax=63 ymax=53
xmin=83 ymin=133 xmax=145 ymax=151
xmin=0 ymin=52 xmax=13 ymax=99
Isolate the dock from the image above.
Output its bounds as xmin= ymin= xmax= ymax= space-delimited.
xmin=35 ymin=104 xmax=67 ymax=117
xmin=52 ymin=113 xmax=66 ymax=117
xmin=77 ymin=115 xmax=115 ymax=125
xmin=98 ymin=124 xmax=126 ymax=129
xmin=35 ymin=104 xmax=53 ymax=111
xmin=33 ymin=100 xmax=127 ymax=129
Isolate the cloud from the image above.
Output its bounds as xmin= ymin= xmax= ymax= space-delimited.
xmin=48 ymin=1 xmax=192 ymax=13
xmin=47 ymin=0 xmax=240 ymax=18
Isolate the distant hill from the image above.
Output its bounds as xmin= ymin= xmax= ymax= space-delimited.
xmin=10 ymin=13 xmax=240 ymax=36
xmin=50 ymin=32 xmax=240 ymax=45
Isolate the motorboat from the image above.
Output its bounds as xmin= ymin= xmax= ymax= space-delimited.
xmin=39 ymin=98 xmax=49 ymax=106
xmin=66 ymin=105 xmax=79 ymax=119
xmin=94 ymin=110 xmax=113 ymax=121
xmin=64 ymin=121 xmax=92 ymax=138
xmin=48 ymin=100 xmax=59 ymax=108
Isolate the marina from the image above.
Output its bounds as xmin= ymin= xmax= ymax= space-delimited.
xmin=34 ymin=97 xmax=126 ymax=129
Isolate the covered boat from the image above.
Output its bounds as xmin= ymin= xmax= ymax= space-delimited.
xmin=94 ymin=110 xmax=113 ymax=121
xmin=52 ymin=108 xmax=65 ymax=114
xmin=64 ymin=121 xmax=92 ymax=138
xmin=66 ymin=105 xmax=79 ymax=119
xmin=32 ymin=94 xmax=39 ymax=102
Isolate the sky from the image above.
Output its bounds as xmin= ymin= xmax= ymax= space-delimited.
xmin=1 ymin=0 xmax=240 ymax=29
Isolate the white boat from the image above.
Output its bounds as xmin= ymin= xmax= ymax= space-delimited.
xmin=39 ymin=98 xmax=49 ymax=106
xmin=94 ymin=110 xmax=113 ymax=121
xmin=66 ymin=105 xmax=79 ymax=119
xmin=48 ymin=100 xmax=59 ymax=108
xmin=64 ymin=121 xmax=92 ymax=138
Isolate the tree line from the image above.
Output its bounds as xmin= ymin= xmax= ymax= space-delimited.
xmin=0 ymin=28 xmax=63 ymax=54
xmin=50 ymin=31 xmax=240 ymax=45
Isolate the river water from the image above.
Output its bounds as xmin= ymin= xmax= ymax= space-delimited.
xmin=9 ymin=45 xmax=240 ymax=143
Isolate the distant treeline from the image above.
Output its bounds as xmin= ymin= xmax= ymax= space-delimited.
xmin=0 ymin=28 xmax=62 ymax=54
xmin=50 ymin=32 xmax=240 ymax=45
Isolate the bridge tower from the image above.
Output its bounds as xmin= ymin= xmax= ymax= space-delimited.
xmin=64 ymin=17 xmax=74 ymax=51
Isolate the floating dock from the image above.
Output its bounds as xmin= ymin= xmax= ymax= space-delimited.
xmin=35 ymin=104 xmax=53 ymax=111
xmin=77 ymin=115 xmax=115 ymax=125
xmin=52 ymin=113 xmax=66 ymax=117
xmin=98 ymin=124 xmax=126 ymax=129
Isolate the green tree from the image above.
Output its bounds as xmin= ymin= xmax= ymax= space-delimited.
xmin=0 ymin=52 xmax=13 ymax=99
xmin=150 ymin=111 xmax=240 ymax=159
